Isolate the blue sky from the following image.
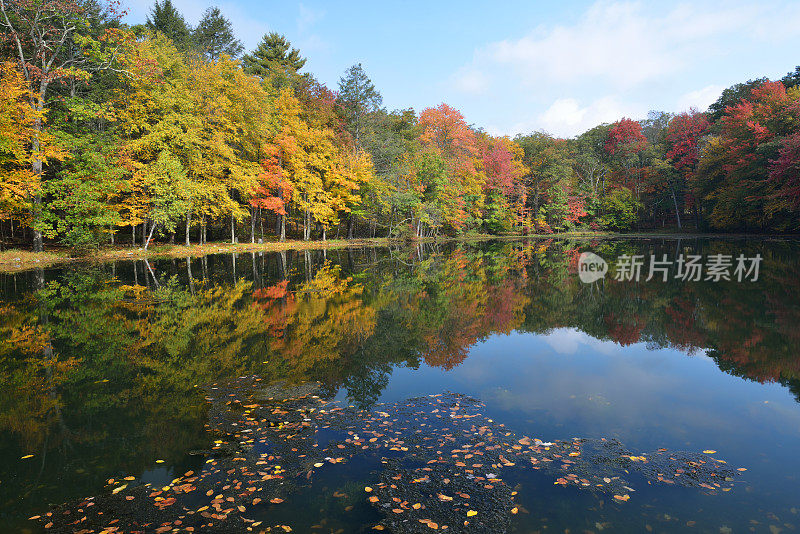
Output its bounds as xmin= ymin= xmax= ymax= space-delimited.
xmin=124 ymin=0 xmax=800 ymax=138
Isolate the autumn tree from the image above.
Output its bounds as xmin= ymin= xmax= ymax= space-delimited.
xmin=414 ymin=103 xmax=484 ymax=234
xmin=605 ymin=118 xmax=647 ymax=215
xmin=665 ymin=109 xmax=709 ymax=228
xmin=516 ymin=132 xmax=574 ymax=231
xmin=478 ymin=135 xmax=527 ymax=232
xmin=697 ymin=82 xmax=800 ymax=230
xmin=132 ymin=151 xmax=191 ymax=249
xmin=0 ymin=62 xmax=64 ymax=234
xmin=0 ymin=0 xmax=127 ymax=250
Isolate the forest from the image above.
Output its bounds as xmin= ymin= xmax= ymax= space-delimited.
xmin=1 ymin=0 xmax=800 ymax=253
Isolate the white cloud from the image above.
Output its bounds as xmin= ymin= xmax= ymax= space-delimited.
xmin=452 ymin=0 xmax=800 ymax=137
xmin=540 ymin=328 xmax=623 ymax=355
xmin=452 ymin=67 xmax=489 ymax=95
xmin=676 ymin=84 xmax=724 ymax=113
xmin=489 ymin=96 xmax=645 ymax=138
xmin=476 ymin=1 xmax=789 ymax=90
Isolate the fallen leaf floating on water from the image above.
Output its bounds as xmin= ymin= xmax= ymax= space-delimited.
xmin=20 ymin=454 xmax=34 ymax=459
xmin=31 ymin=377 xmax=745 ymax=533
xmin=703 ymin=450 xmax=717 ymax=454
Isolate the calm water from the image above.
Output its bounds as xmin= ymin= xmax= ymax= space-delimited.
xmin=1 ymin=238 xmax=799 ymax=533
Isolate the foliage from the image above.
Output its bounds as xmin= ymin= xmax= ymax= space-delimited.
xmin=242 ymin=32 xmax=306 ymax=89
xmin=193 ymin=7 xmax=243 ymax=60
xmin=2 ymin=0 xmax=800 ymax=250
xmin=601 ymin=187 xmax=641 ymax=230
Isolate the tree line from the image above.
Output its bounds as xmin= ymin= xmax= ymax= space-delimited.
xmin=1 ymin=0 xmax=799 ymax=252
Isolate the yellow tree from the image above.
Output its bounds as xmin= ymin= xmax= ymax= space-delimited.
xmin=0 ymin=62 xmax=64 ymax=235
xmin=120 ymin=33 xmax=273 ymax=245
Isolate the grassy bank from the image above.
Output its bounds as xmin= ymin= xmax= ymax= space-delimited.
xmin=0 ymin=233 xmax=564 ymax=272
xmin=7 ymin=229 xmax=788 ymax=273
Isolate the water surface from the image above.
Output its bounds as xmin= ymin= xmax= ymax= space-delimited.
xmin=1 ymin=238 xmax=799 ymax=532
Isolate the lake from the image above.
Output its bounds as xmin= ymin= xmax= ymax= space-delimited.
xmin=1 ymin=238 xmax=799 ymax=533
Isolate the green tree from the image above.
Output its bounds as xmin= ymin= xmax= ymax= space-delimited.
xmin=0 ymin=0 xmax=128 ymax=251
xmin=242 ymin=32 xmax=306 ymax=88
xmin=146 ymin=0 xmax=193 ymax=52
xmin=193 ymin=7 xmax=243 ymax=60
xmin=134 ymin=151 xmax=191 ymax=249
xmin=601 ymin=187 xmax=641 ymax=230
xmin=337 ymin=64 xmax=383 ymax=146
xmin=782 ymin=66 xmax=800 ymax=90
xmin=707 ymin=78 xmax=767 ymax=123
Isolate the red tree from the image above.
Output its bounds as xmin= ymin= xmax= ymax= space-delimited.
xmin=770 ymin=130 xmax=800 ymax=208
xmin=666 ymin=109 xmax=710 ymax=174
xmin=605 ymin=118 xmax=646 ymax=157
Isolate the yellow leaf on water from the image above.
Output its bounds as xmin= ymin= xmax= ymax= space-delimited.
xmin=112 ymin=484 xmax=127 ymax=494
xmin=365 ymin=486 xmax=373 ymax=492
xmin=703 ymin=450 xmax=717 ymax=454
xmin=20 ymin=454 xmax=34 ymax=459
xmin=466 ymin=510 xmax=477 ymax=517
xmin=155 ymin=459 xmax=165 ymax=463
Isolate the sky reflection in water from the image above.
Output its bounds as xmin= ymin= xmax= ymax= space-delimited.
xmin=1 ymin=238 xmax=799 ymax=532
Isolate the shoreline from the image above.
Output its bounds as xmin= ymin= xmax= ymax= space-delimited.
xmin=1 ymin=231 xmax=799 ymax=273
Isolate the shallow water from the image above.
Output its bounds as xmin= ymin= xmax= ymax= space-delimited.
xmin=1 ymin=238 xmax=799 ymax=532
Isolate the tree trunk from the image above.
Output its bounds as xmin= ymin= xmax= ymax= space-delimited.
xmin=671 ymin=189 xmax=682 ymax=230
xmin=144 ymin=222 xmax=157 ymax=250
xmin=250 ymin=206 xmax=256 ymax=244
xmin=132 ymin=224 xmax=136 ymax=246
xmin=30 ymin=95 xmax=46 ymax=253
xmin=185 ymin=209 xmax=192 ymax=246
xmin=347 ymin=215 xmax=355 ymax=239
xmin=186 ymin=256 xmax=195 ymax=294
xmin=231 ymin=214 xmax=236 ymax=244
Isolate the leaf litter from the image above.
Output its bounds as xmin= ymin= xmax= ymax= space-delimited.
xmin=35 ymin=376 xmax=743 ymax=533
